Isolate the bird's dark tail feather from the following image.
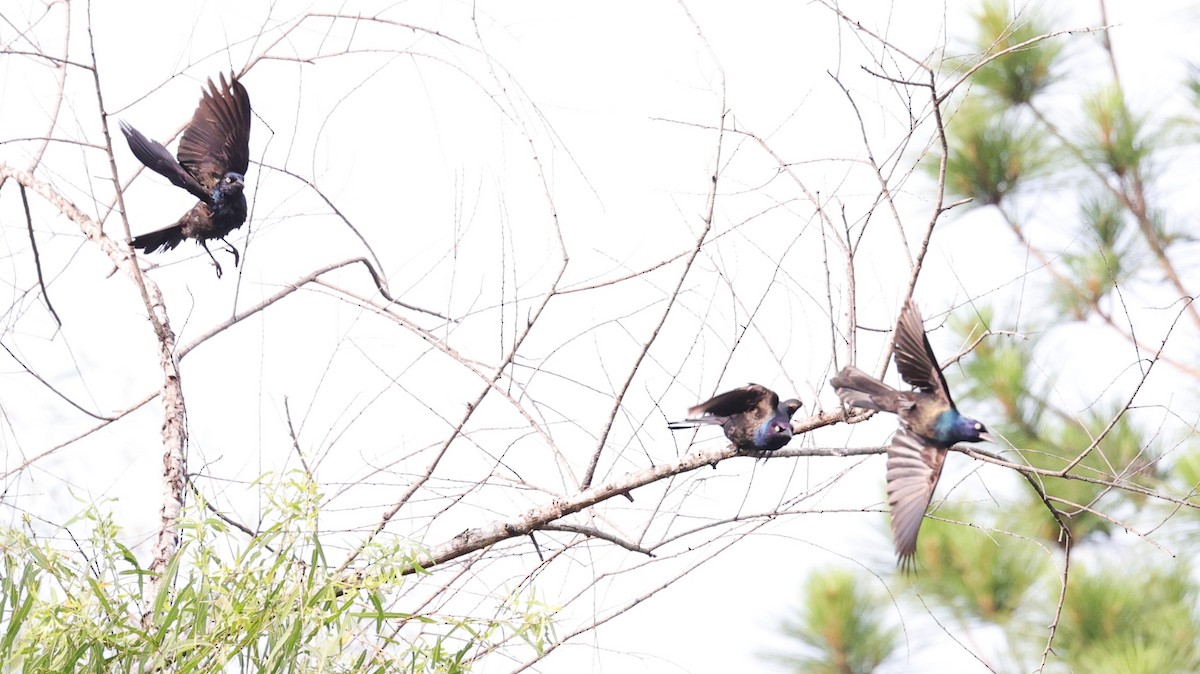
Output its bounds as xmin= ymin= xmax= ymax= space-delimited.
xmin=829 ymin=366 xmax=896 ymax=412
xmin=667 ymin=418 xmax=722 ymax=430
xmin=130 ymin=225 xmax=186 ymax=254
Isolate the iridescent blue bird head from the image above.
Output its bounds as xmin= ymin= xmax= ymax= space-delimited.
xmin=934 ymin=409 xmax=994 ymax=447
xmin=752 ymin=396 xmax=801 ymax=450
xmin=213 ymin=171 xmax=245 ymax=198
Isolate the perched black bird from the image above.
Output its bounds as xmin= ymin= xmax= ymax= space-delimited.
xmin=830 ymin=299 xmax=994 ymax=567
xmin=668 ymin=383 xmax=801 ymax=452
xmin=121 ymin=73 xmax=252 ymax=278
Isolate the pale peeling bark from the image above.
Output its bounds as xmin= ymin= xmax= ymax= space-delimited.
xmin=148 ymin=345 xmax=187 ymax=582
xmin=0 ymin=164 xmax=188 ymax=619
xmin=343 ymin=409 xmax=851 ymax=581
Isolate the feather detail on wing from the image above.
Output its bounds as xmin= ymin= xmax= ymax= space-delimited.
xmin=687 ymin=384 xmax=776 ymax=419
xmin=886 ymin=427 xmax=948 ymax=568
xmin=177 ymin=73 xmax=252 ymax=192
xmin=892 ymin=299 xmax=953 ymax=402
xmin=120 ymin=121 xmax=210 ymax=202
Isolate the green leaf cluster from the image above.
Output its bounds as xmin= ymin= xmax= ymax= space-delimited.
xmin=775 ymin=1 xmax=1200 ymax=670
xmin=0 ymin=473 xmax=556 ymax=673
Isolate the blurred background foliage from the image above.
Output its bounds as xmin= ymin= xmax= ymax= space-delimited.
xmin=770 ymin=1 xmax=1200 ymax=672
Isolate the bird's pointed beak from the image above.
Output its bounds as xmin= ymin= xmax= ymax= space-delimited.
xmin=979 ymin=431 xmax=998 ymax=444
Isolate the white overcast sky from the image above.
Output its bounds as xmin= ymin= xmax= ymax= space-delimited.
xmin=2 ymin=1 xmax=1199 ymax=672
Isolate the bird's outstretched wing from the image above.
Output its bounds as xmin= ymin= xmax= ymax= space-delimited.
xmin=892 ymin=299 xmax=953 ymax=401
xmin=688 ymin=383 xmax=776 ymax=419
xmin=886 ymin=427 xmax=947 ymax=568
xmin=120 ymin=121 xmax=210 ymax=203
xmin=177 ymin=73 xmax=252 ymax=192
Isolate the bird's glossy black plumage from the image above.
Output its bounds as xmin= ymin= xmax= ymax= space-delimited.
xmin=121 ymin=73 xmax=251 ymax=278
xmin=829 ymin=299 xmax=994 ymax=567
xmin=667 ymin=383 xmax=801 ymax=452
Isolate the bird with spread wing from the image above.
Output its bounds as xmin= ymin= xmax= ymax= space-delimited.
xmin=830 ymin=300 xmax=995 ymax=568
xmin=668 ymin=383 xmax=801 ymax=452
xmin=121 ymin=73 xmax=251 ymax=278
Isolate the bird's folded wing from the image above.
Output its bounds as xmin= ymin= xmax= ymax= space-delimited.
xmin=689 ymin=383 xmax=774 ymax=418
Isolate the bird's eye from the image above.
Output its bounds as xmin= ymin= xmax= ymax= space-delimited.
xmin=225 ymin=176 xmax=235 ymax=183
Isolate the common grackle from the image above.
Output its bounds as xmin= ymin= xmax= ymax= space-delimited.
xmin=121 ymin=73 xmax=251 ymax=278
xmin=830 ymin=299 xmax=994 ymax=567
xmin=668 ymin=383 xmax=801 ymax=452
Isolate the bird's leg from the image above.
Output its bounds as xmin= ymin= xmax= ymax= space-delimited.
xmin=220 ymin=237 xmax=241 ymax=268
xmin=201 ymin=240 xmax=225 ymax=279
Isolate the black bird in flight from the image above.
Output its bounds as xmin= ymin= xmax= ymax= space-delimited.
xmin=830 ymin=299 xmax=995 ymax=568
xmin=121 ymin=73 xmax=251 ymax=278
xmin=668 ymin=383 xmax=801 ymax=452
